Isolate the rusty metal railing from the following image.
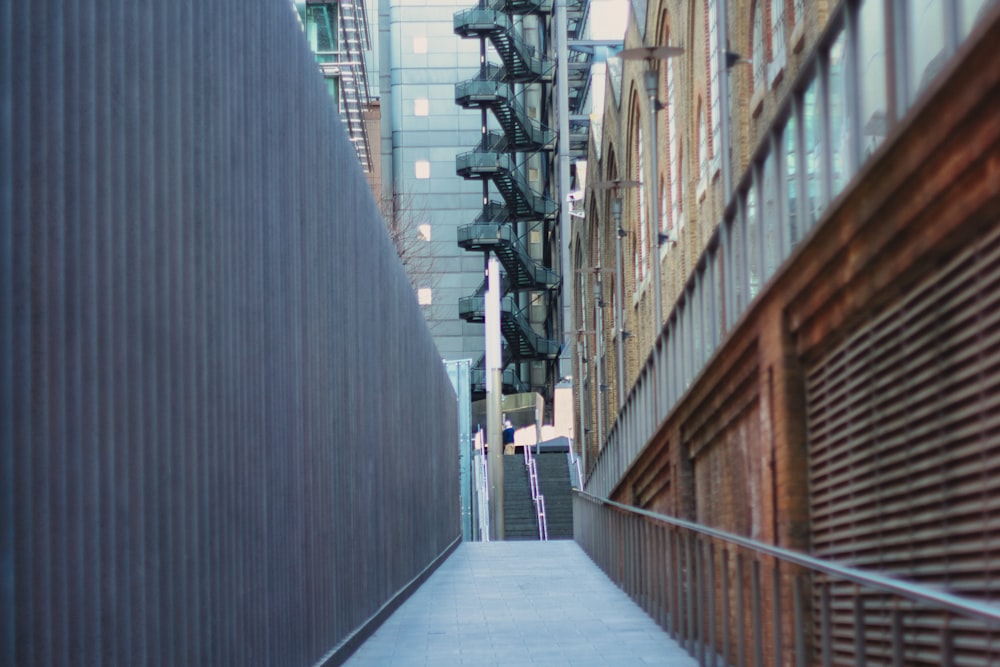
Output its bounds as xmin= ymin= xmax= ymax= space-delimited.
xmin=574 ymin=491 xmax=1000 ymax=666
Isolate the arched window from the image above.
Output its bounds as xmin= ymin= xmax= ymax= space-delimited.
xmin=698 ymin=100 xmax=708 ymax=190
xmin=666 ymin=44 xmax=681 ymax=234
xmin=633 ymin=123 xmax=648 ymax=283
xmin=707 ymin=0 xmax=720 ymax=167
xmin=771 ymin=0 xmax=786 ymax=74
xmin=752 ymin=0 xmax=765 ymax=92
xmin=675 ymin=136 xmax=684 ymax=231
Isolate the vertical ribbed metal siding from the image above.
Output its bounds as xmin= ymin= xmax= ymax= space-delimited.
xmin=807 ymin=223 xmax=1000 ymax=664
xmin=0 ymin=2 xmax=460 ymax=666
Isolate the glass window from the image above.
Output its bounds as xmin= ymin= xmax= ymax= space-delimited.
xmin=305 ymin=4 xmax=339 ymax=62
xmin=667 ymin=57 xmax=682 ymax=232
xmin=637 ymin=126 xmax=648 ymax=281
xmin=746 ymin=184 xmax=760 ymax=301
xmin=708 ymin=0 xmax=721 ymax=165
xmin=753 ymin=1 xmax=766 ymax=92
xmin=907 ymin=0 xmax=945 ymax=106
xmin=828 ymin=30 xmax=851 ymax=198
xmin=692 ymin=286 xmax=703 ymax=369
xmin=771 ymin=0 xmax=787 ymax=71
xmin=710 ymin=249 xmax=722 ymax=347
xmin=682 ymin=305 xmax=692 ymax=389
xmin=698 ymin=106 xmax=708 ymax=187
xmin=859 ymin=0 xmax=888 ymax=158
xmin=666 ymin=326 xmax=676 ymax=407
xmin=961 ymin=0 xmax=992 ymax=39
xmin=783 ymin=115 xmax=800 ymax=247
xmin=762 ymin=150 xmax=781 ymax=283
xmin=803 ymin=78 xmax=823 ymax=229
xmin=729 ymin=215 xmax=745 ymax=317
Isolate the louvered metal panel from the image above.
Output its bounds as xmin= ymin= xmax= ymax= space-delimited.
xmin=807 ymin=223 xmax=1000 ymax=665
xmin=0 ymin=2 xmax=459 ymax=666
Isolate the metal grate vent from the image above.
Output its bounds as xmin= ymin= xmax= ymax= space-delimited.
xmin=807 ymin=221 xmax=1000 ymax=663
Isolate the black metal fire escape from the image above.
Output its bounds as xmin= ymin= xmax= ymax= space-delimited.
xmin=454 ymin=0 xmax=561 ymax=399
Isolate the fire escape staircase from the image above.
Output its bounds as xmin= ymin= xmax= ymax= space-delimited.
xmin=470 ymin=348 xmax=529 ymax=399
xmin=455 ymin=64 xmax=556 ymax=152
xmin=456 ymin=132 xmax=557 ymax=221
xmin=454 ymin=0 xmax=562 ymax=394
xmin=457 ymin=206 xmax=559 ymax=292
xmin=458 ymin=289 xmax=561 ymax=361
xmin=454 ymin=4 xmax=554 ymax=83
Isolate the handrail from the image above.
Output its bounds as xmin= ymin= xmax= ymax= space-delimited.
xmin=574 ymin=490 xmax=1000 ymax=665
xmin=566 ymin=443 xmax=583 ymax=489
xmin=576 ymin=490 xmax=1000 ymax=626
xmin=474 ymin=429 xmax=490 ymax=541
xmin=524 ymin=442 xmax=548 ymax=540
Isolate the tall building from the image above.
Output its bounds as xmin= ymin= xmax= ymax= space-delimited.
xmin=296 ymin=0 xmax=376 ymax=180
xmin=447 ymin=0 xmax=609 ymax=415
xmin=378 ymin=0 xmax=487 ymax=368
xmin=299 ymin=0 xmax=609 ymax=417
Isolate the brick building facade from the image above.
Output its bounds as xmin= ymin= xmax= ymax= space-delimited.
xmin=573 ymin=1 xmax=1000 ymax=661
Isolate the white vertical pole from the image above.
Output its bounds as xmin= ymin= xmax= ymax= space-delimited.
xmin=556 ymin=0 xmax=573 ymax=381
xmin=485 ymin=253 xmax=505 ymax=539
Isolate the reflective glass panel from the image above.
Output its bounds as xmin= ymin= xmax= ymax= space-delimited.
xmin=908 ymin=0 xmax=946 ymax=105
xmin=712 ymin=248 xmax=725 ymax=341
xmin=828 ymin=30 xmax=851 ymax=197
xmin=729 ymin=216 xmax=745 ymax=317
xmin=803 ymin=79 xmax=823 ymax=229
xmin=859 ymin=0 xmax=888 ymax=157
xmin=784 ymin=115 xmax=799 ymax=247
xmin=762 ymin=151 xmax=781 ymax=282
xmin=961 ymin=0 xmax=992 ymax=39
xmin=746 ymin=184 xmax=760 ymax=301
xmin=692 ymin=286 xmax=703 ymax=370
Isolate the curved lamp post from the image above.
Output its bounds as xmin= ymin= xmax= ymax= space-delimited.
xmin=590 ymin=179 xmax=640 ymax=412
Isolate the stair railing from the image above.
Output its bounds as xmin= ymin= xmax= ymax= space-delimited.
xmin=474 ymin=428 xmax=490 ymax=541
xmin=523 ymin=442 xmax=548 ymax=540
xmin=566 ymin=440 xmax=584 ymax=489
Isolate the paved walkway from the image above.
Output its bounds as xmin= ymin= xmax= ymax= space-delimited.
xmin=343 ymin=540 xmax=698 ymax=666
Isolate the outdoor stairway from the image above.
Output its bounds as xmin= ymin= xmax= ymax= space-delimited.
xmin=535 ymin=452 xmax=573 ymax=539
xmin=502 ymin=455 xmax=538 ymax=539
xmin=457 ymin=292 xmax=561 ymax=360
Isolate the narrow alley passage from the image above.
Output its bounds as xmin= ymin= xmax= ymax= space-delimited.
xmin=343 ymin=541 xmax=697 ymax=666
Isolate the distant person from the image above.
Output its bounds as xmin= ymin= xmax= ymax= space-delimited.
xmin=502 ymin=419 xmax=515 ymax=453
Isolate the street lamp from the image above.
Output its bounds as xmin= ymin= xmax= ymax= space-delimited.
xmin=617 ymin=45 xmax=684 ymax=334
xmin=591 ymin=179 xmax=639 ymax=411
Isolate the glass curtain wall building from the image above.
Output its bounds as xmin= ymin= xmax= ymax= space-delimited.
xmin=451 ymin=0 xmax=600 ymax=409
xmin=381 ymin=0 xmax=486 ymax=367
xmin=301 ymin=0 xmax=604 ymax=411
xmin=296 ymin=0 xmax=375 ymax=174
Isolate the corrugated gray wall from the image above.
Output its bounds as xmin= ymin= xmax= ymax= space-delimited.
xmin=0 ymin=2 xmax=460 ymax=665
